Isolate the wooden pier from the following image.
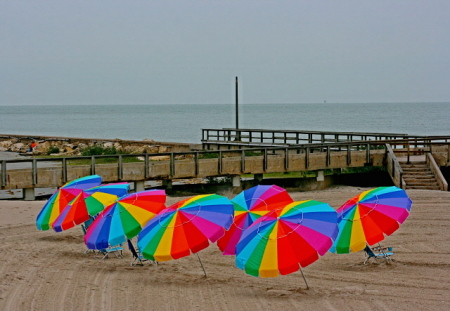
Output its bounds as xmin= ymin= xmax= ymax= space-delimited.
xmin=1 ymin=131 xmax=449 ymax=199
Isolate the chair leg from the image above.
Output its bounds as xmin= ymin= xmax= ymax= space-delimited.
xmin=114 ymin=250 xmax=123 ymax=259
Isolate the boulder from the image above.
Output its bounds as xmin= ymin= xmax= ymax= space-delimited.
xmin=10 ymin=143 xmax=26 ymax=152
xmin=34 ymin=141 xmax=51 ymax=153
xmin=158 ymin=146 xmax=169 ymax=153
xmin=0 ymin=141 xmax=12 ymax=148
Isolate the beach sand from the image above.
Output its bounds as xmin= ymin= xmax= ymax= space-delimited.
xmin=0 ymin=186 xmax=449 ymax=310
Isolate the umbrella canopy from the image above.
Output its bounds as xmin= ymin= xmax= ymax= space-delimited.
xmin=52 ymin=182 xmax=130 ymax=232
xmin=36 ymin=175 xmax=102 ymax=230
xmin=330 ymin=186 xmax=413 ymax=254
xmin=138 ymin=194 xmax=234 ymax=262
xmin=84 ymin=190 xmax=166 ymax=250
xmin=235 ymin=200 xmax=338 ymax=278
xmin=218 ymin=185 xmax=293 ymax=255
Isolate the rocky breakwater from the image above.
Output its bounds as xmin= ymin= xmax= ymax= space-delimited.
xmin=0 ymin=134 xmax=198 ymax=156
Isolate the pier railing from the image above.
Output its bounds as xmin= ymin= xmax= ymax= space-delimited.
xmin=202 ymin=128 xmax=413 ymax=146
xmin=426 ymin=153 xmax=448 ymax=191
xmin=386 ymin=144 xmax=405 ymax=189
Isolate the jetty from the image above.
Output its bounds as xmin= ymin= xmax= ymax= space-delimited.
xmin=1 ymin=129 xmax=448 ymax=200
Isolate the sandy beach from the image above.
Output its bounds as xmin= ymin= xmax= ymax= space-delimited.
xmin=0 ymin=186 xmax=449 ymax=310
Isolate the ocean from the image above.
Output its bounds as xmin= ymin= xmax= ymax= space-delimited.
xmin=0 ymin=102 xmax=449 ymax=143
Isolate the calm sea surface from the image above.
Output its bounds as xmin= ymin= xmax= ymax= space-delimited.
xmin=0 ymin=103 xmax=449 ymax=143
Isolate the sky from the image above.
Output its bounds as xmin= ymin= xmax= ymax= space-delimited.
xmin=1 ymin=0 xmax=449 ymax=105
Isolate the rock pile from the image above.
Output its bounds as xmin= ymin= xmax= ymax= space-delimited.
xmin=0 ymin=137 xmax=172 ymax=156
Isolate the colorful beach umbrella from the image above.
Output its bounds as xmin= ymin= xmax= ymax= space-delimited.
xmin=218 ymin=185 xmax=294 ymax=255
xmin=330 ymin=186 xmax=413 ymax=254
xmin=137 ymin=194 xmax=234 ymax=263
xmin=52 ymin=182 xmax=130 ymax=232
xmin=235 ymin=200 xmax=338 ymax=281
xmin=84 ymin=190 xmax=166 ymax=250
xmin=36 ymin=175 xmax=102 ymax=230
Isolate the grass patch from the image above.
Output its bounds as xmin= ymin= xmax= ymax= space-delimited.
xmin=80 ymin=145 xmax=120 ymax=156
xmin=199 ymin=152 xmax=219 ymax=159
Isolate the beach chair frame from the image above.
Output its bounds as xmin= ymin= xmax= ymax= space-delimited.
xmin=364 ymin=244 xmax=394 ymax=265
xmin=127 ymin=239 xmax=149 ymax=266
xmin=96 ymin=245 xmax=124 ymax=260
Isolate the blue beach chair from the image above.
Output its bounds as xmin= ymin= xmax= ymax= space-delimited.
xmin=364 ymin=244 xmax=394 ymax=264
xmin=96 ymin=244 xmax=124 ymax=260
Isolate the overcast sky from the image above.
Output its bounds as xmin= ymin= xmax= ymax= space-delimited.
xmin=1 ymin=0 xmax=449 ymax=105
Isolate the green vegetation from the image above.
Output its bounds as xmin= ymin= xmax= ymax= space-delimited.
xmin=80 ymin=145 xmax=119 ymax=156
xmin=199 ymin=152 xmax=219 ymax=159
xmin=206 ymin=176 xmax=232 ymax=184
xmin=340 ymin=166 xmax=386 ymax=174
xmin=46 ymin=146 xmax=60 ymax=155
xmin=244 ymin=150 xmax=262 ymax=156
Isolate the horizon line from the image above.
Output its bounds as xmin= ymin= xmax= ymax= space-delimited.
xmin=1 ymin=101 xmax=449 ymax=107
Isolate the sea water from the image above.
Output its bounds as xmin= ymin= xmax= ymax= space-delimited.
xmin=0 ymin=102 xmax=449 ymax=143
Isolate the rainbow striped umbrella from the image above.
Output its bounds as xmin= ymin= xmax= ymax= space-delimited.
xmin=331 ymin=186 xmax=412 ymax=254
xmin=84 ymin=190 xmax=166 ymax=250
xmin=137 ymin=194 xmax=234 ymax=263
xmin=218 ymin=185 xmax=293 ymax=255
xmin=52 ymin=182 xmax=130 ymax=232
xmin=235 ymin=200 xmax=338 ymax=281
xmin=36 ymin=175 xmax=102 ymax=230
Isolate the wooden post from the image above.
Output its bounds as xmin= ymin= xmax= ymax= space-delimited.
xmin=32 ymin=159 xmax=37 ymax=185
xmin=1 ymin=160 xmax=6 ymax=187
xmin=118 ymin=155 xmax=123 ymax=180
xmin=235 ymin=77 xmax=240 ymax=141
xmin=91 ymin=156 xmax=96 ymax=175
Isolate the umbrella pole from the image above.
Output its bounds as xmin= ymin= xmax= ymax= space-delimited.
xmin=196 ymin=253 xmax=207 ymax=277
xmin=299 ymin=267 xmax=309 ymax=289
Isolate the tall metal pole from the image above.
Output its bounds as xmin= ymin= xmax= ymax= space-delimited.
xmin=235 ymin=76 xmax=240 ymax=141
